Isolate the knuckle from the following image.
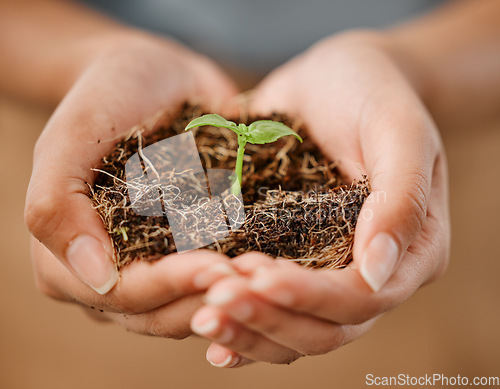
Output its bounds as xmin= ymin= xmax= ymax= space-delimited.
xmin=24 ymin=190 xmax=60 ymax=240
xmin=144 ymin=315 xmax=166 ymax=337
xmin=403 ymin=171 xmax=430 ymax=231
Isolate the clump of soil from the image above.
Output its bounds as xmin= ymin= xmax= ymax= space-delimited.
xmin=89 ymin=103 xmax=370 ymax=270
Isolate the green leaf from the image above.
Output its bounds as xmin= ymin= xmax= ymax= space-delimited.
xmin=246 ymin=120 xmax=303 ymax=144
xmin=184 ymin=114 xmax=240 ymax=134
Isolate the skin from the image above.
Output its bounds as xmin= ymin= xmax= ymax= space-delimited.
xmin=191 ymin=33 xmax=450 ymax=366
xmin=9 ymin=0 xmax=240 ymax=338
xmin=192 ymin=1 xmax=500 ymax=366
xmin=2 ymin=0 xmax=498 ymax=368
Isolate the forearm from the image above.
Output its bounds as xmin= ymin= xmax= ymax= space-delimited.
xmin=388 ymin=0 xmax=500 ymax=127
xmin=0 ymin=0 xmax=142 ymax=105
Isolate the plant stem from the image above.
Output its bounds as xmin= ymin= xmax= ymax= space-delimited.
xmin=232 ymin=136 xmax=247 ymax=195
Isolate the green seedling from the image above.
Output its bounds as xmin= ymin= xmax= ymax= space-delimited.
xmin=185 ymin=114 xmax=302 ymax=194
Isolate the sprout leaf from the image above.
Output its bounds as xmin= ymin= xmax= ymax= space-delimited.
xmin=184 ymin=114 xmax=239 ymax=133
xmin=246 ymin=120 xmax=303 ymax=144
xmin=184 ymin=114 xmax=302 ymax=194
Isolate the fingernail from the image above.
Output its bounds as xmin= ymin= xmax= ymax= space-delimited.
xmin=208 ymin=354 xmax=241 ymax=368
xmin=249 ymin=270 xmax=294 ymax=305
xmin=191 ymin=313 xmax=233 ymax=343
xmin=66 ymin=235 xmax=119 ymax=295
xmin=205 ymin=288 xmax=237 ymax=306
xmin=359 ymin=233 xmax=399 ymax=292
xmin=191 ymin=316 xmax=220 ymax=336
xmin=193 ymin=262 xmax=236 ymax=289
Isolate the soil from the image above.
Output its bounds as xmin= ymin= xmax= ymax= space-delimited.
xmin=89 ymin=103 xmax=370 ymax=270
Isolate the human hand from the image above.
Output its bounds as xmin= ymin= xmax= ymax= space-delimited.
xmin=190 ymin=31 xmax=450 ymax=366
xmin=25 ymin=32 xmax=240 ymax=337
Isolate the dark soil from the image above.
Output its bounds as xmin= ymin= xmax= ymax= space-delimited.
xmin=89 ymin=103 xmax=370 ymax=270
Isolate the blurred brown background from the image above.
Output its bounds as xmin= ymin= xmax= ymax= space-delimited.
xmin=0 ymin=93 xmax=499 ymax=389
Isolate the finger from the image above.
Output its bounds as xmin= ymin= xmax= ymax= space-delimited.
xmin=247 ymin=151 xmax=449 ymax=324
xmin=247 ymin=260 xmax=421 ymax=325
xmin=205 ymin=318 xmax=377 ymax=367
xmin=205 ymin=343 xmax=254 ymax=368
xmin=105 ymin=294 xmax=203 ymax=340
xmin=33 ymin=238 xmax=239 ymax=314
xmin=191 ymin=305 xmax=302 ymax=364
xmin=231 ymin=252 xmax=299 ymax=276
xmin=25 ymin=47 xmax=238 ymax=295
xmin=350 ymin=81 xmax=442 ymax=291
xmin=203 ymin=277 xmax=349 ymax=356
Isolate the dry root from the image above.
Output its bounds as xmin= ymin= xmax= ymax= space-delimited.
xmin=89 ymin=103 xmax=370 ymax=270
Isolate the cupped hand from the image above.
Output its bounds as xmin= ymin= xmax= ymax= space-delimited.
xmin=190 ymin=31 xmax=450 ymax=366
xmin=25 ymin=32 xmax=240 ymax=337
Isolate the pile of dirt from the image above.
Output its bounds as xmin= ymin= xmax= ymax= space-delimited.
xmin=89 ymin=103 xmax=369 ymax=270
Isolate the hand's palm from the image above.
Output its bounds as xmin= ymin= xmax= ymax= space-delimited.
xmin=27 ymin=36 xmax=239 ymax=335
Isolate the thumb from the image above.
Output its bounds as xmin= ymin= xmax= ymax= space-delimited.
xmin=352 ymin=98 xmax=440 ymax=292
